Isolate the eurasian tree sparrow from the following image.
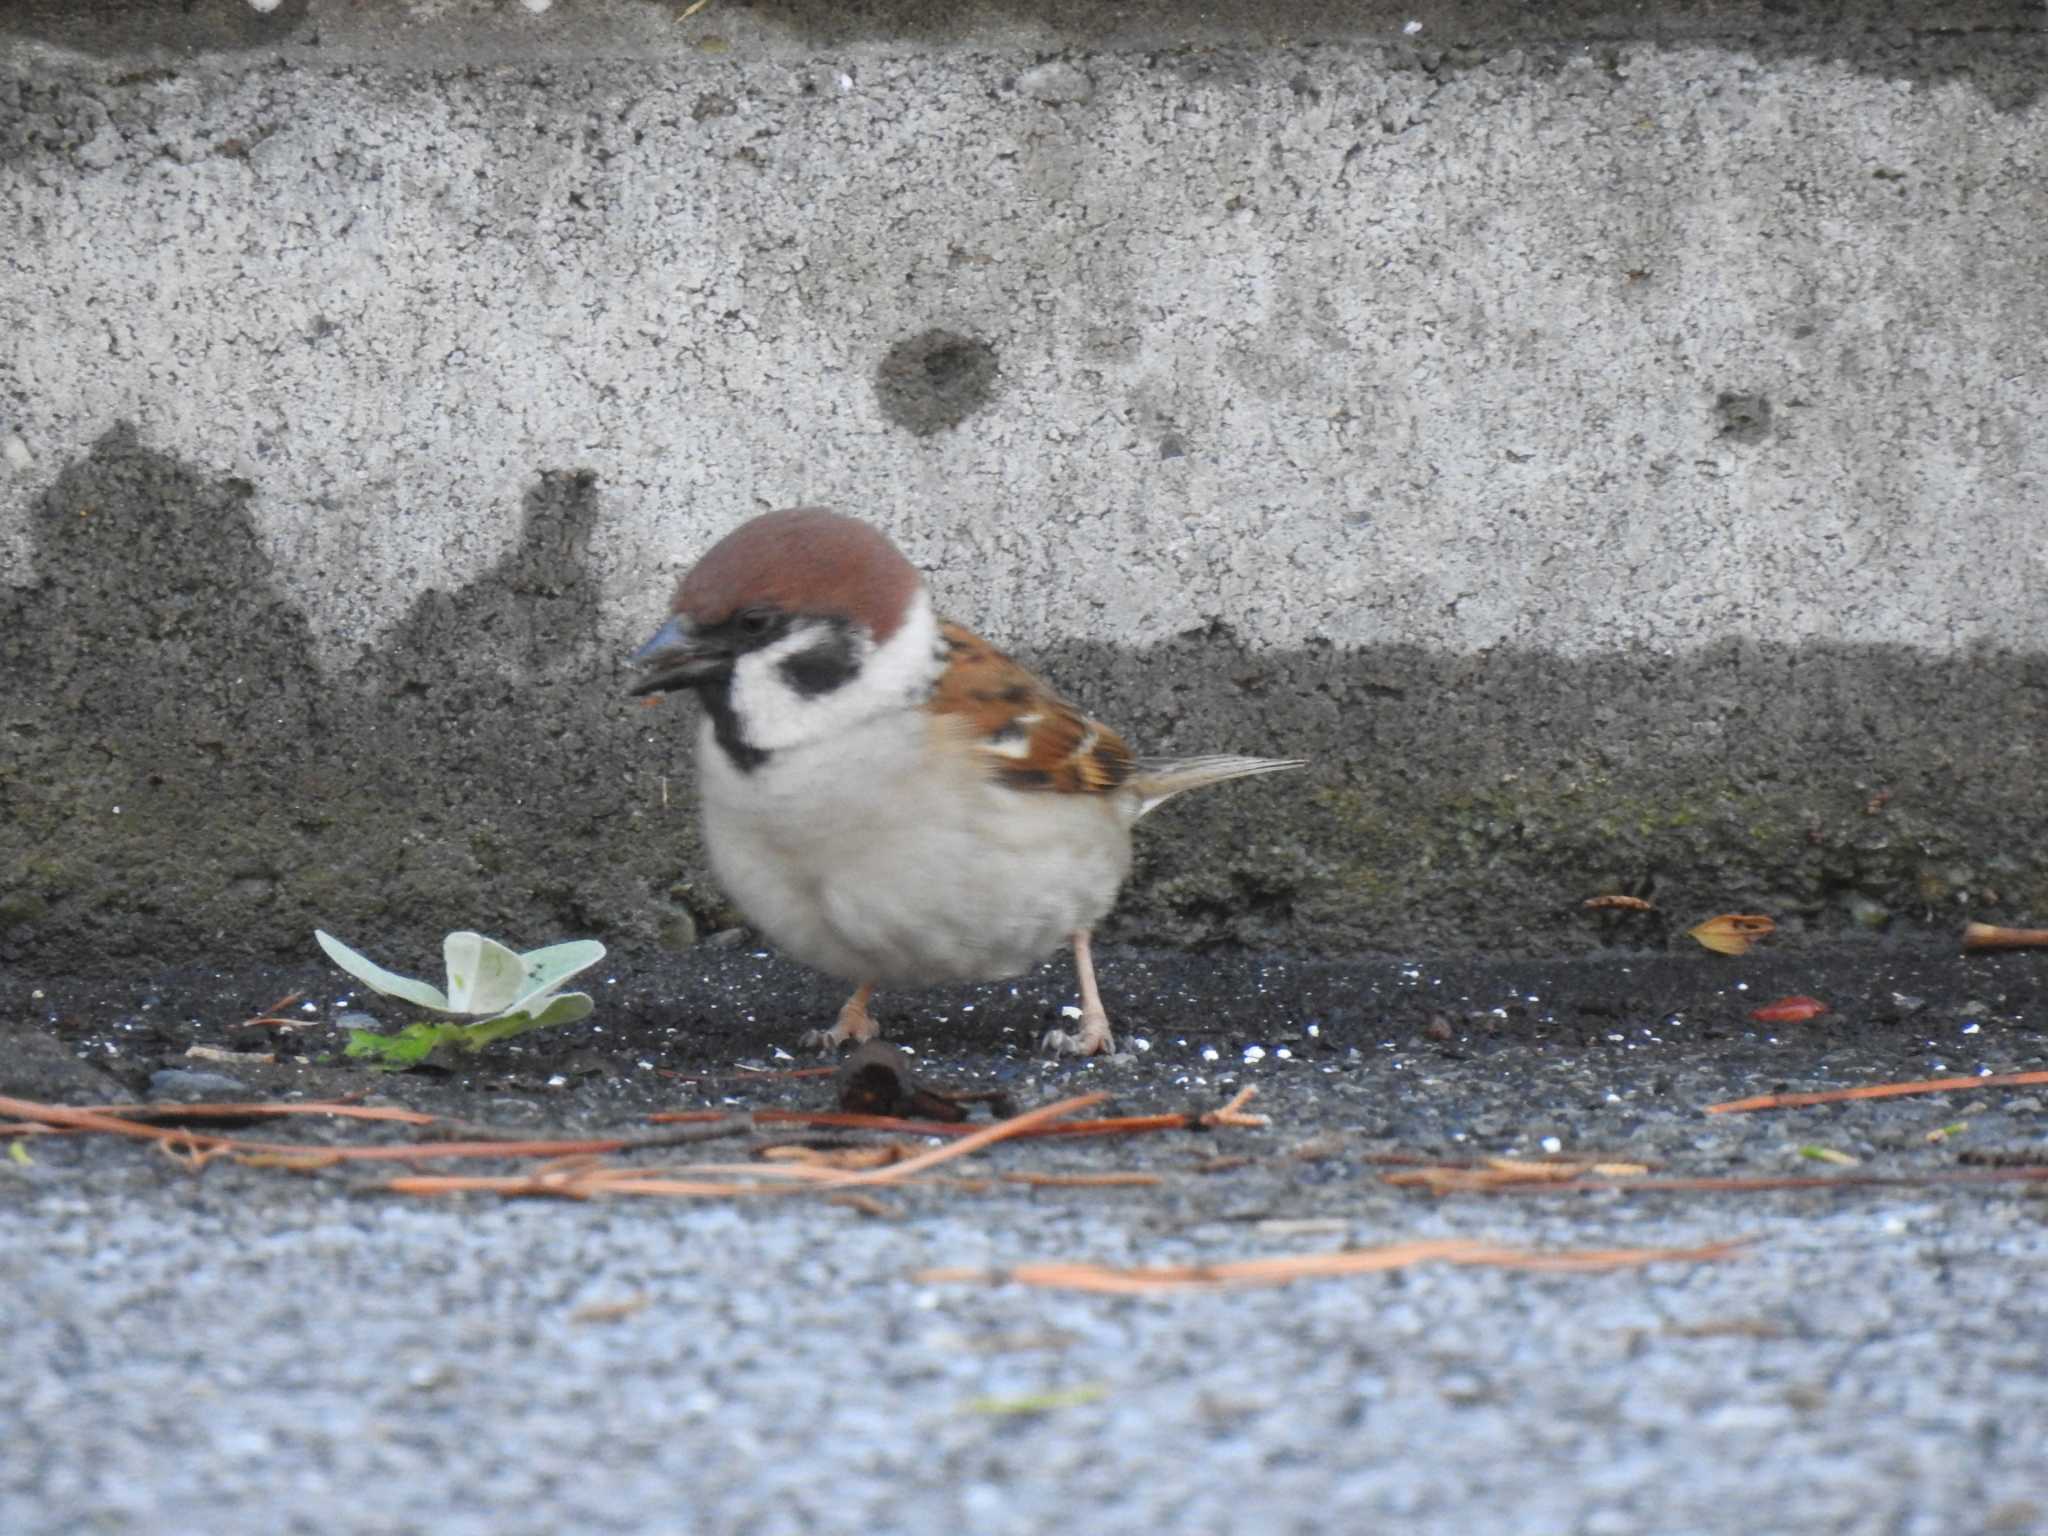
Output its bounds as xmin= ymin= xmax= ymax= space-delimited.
xmin=628 ymin=508 xmax=1301 ymax=1056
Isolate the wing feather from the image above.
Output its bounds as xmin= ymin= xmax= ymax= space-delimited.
xmin=930 ymin=622 xmax=1135 ymax=795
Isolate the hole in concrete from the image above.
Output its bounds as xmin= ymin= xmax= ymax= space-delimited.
xmin=874 ymin=329 xmax=999 ymax=436
xmin=1714 ymin=392 xmax=1773 ymax=445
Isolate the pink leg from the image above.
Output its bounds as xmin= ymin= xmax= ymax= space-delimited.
xmin=1041 ymin=929 xmax=1115 ymax=1057
xmin=801 ymin=981 xmax=880 ymax=1053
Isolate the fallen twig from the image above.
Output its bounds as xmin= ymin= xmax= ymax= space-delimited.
xmin=0 ymin=1095 xmax=752 ymax=1164
xmin=1705 ymin=1070 xmax=2048 ymax=1115
xmin=239 ymin=989 xmax=309 ymax=1029
xmin=1961 ymin=922 xmax=2048 ymax=951
xmin=378 ymin=1095 xmax=1112 ymax=1200
xmin=185 ymin=1045 xmax=276 ymax=1066
xmin=48 ymin=1100 xmax=431 ymax=1127
xmin=1385 ymin=1167 xmax=2048 ymax=1196
xmin=648 ymin=1108 xmax=979 ymax=1135
xmin=917 ymin=1237 xmax=1750 ymax=1294
xmin=649 ymin=1086 xmax=1268 ymax=1141
xmin=827 ymin=1192 xmax=900 ymax=1219
xmin=1383 ymin=1157 xmax=1651 ymax=1194
xmin=834 ymin=1092 xmax=1109 ymax=1185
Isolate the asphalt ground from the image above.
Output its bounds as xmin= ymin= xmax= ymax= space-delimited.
xmin=3 ymin=941 xmax=2044 ymax=1536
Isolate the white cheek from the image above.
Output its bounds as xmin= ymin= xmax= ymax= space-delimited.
xmin=725 ymin=595 xmax=942 ymax=754
xmin=727 ymin=644 xmax=825 ymax=750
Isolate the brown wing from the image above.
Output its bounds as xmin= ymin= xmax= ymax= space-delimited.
xmin=930 ymin=621 xmax=1136 ymax=795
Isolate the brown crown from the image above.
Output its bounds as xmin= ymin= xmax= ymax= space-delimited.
xmin=672 ymin=507 xmax=924 ymax=643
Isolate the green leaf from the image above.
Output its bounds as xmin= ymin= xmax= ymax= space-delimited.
xmin=340 ymin=993 xmax=597 ymax=1071
xmin=343 ymin=1021 xmax=460 ymax=1068
xmin=458 ymin=992 xmax=596 ymax=1049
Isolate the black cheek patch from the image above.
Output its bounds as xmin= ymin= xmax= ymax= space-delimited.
xmin=699 ymin=684 xmax=769 ymax=774
xmin=778 ymin=628 xmax=860 ymax=698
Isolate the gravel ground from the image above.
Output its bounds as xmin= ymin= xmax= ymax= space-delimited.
xmin=4 ymin=942 xmax=2045 ymax=1536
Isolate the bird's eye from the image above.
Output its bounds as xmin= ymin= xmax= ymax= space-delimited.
xmin=736 ymin=607 xmax=778 ymax=636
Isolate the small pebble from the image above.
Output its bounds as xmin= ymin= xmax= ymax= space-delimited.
xmin=149 ymin=1068 xmax=247 ymax=1101
xmin=1017 ymin=62 xmax=1094 ymax=105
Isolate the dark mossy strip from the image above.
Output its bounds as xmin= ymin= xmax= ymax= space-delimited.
xmin=1 ymin=0 xmax=2039 ymax=115
xmin=2 ymin=427 xmax=2042 ymax=975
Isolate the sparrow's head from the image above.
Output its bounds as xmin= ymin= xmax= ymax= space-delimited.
xmin=629 ymin=507 xmax=942 ymax=760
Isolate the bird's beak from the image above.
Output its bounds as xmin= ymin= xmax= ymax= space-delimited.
xmin=626 ymin=614 xmax=732 ymax=696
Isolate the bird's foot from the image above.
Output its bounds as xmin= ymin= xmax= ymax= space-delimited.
xmin=1041 ymin=1007 xmax=1115 ymax=1058
xmin=801 ymin=986 xmax=881 ymax=1054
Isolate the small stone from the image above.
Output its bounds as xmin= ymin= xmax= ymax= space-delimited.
xmin=1438 ymin=1370 xmax=1488 ymax=1404
xmin=149 ymin=1068 xmax=248 ymax=1101
xmin=2 ymin=434 xmax=31 ymax=472
xmin=1018 ymin=62 xmax=1094 ymax=106
xmin=658 ymin=908 xmax=700 ymax=951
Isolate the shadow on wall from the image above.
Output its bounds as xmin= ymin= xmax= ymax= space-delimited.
xmin=3 ymin=425 xmax=2045 ymax=976
xmin=0 ymin=424 xmax=702 ymax=973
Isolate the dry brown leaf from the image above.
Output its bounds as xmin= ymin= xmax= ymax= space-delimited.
xmin=1583 ymin=894 xmax=1655 ymax=912
xmin=1687 ymin=913 xmax=1776 ymax=955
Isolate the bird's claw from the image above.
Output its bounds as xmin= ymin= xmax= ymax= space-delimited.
xmin=1040 ymin=1017 xmax=1116 ymax=1058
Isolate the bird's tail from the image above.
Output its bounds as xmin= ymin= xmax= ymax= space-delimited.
xmin=1127 ymin=754 xmax=1306 ymax=819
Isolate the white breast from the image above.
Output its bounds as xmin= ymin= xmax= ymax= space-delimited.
xmin=697 ymin=710 xmax=1133 ymax=987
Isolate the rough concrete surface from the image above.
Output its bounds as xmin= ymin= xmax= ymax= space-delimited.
xmin=3 ymin=942 xmax=2045 ymax=1535
xmin=2 ymin=2 xmax=2046 ymax=966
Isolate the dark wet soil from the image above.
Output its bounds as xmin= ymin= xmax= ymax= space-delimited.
xmin=4 ymin=940 xmax=2043 ymax=1206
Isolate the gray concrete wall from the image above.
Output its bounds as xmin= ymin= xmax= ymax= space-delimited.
xmin=2 ymin=0 xmax=2044 ymax=974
